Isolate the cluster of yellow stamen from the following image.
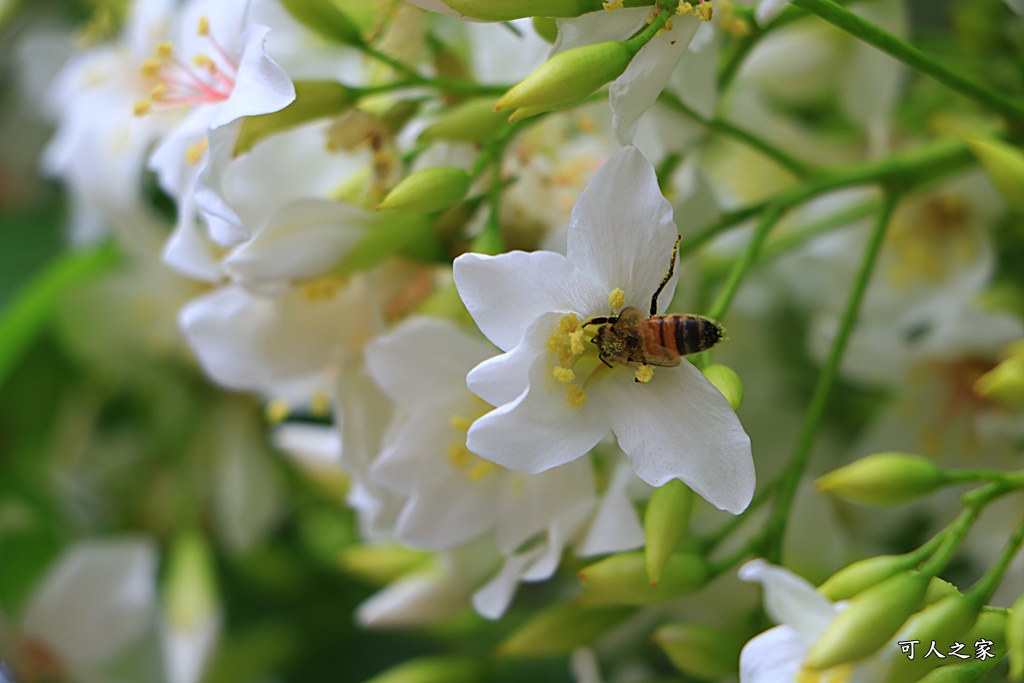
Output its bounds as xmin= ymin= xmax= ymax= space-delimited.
xmin=602 ymin=0 xmax=624 ymax=11
xmin=448 ymin=411 xmax=499 ymax=481
xmin=546 ymin=314 xmax=591 ymax=407
xmin=677 ymin=1 xmax=714 ymax=21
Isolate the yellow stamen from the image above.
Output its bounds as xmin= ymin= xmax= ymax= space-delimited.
xmin=155 ymin=42 xmax=174 ymax=59
xmin=197 ymin=16 xmax=210 ymax=37
xmin=448 ymin=443 xmax=471 ymax=469
xmin=450 ymin=415 xmax=473 ymax=431
xmin=150 ymin=83 xmax=169 ymax=102
xmin=552 ymin=367 xmax=576 ymax=384
xmin=140 ymin=58 xmax=161 ymax=78
xmin=602 ymin=0 xmax=624 ymax=10
xmin=193 ymin=54 xmax=217 ymax=72
xmin=697 ymin=3 xmax=713 ymax=20
xmin=186 ymin=138 xmax=209 ymax=165
xmin=569 ymin=330 xmax=587 ymax=356
xmin=635 ymin=365 xmax=655 ymax=383
xmin=608 ymin=288 xmax=625 ymax=311
xmin=311 ymin=391 xmax=331 ymax=417
xmin=468 ymin=460 xmax=497 ymax=481
xmin=567 ymin=385 xmax=587 ymax=408
xmin=133 ymin=100 xmax=152 ymax=116
xmin=265 ymin=399 xmax=290 ymax=424
xmin=677 ymin=1 xmax=694 ymax=15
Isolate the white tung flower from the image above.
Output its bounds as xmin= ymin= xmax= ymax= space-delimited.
xmin=453 ymin=146 xmax=755 ymax=514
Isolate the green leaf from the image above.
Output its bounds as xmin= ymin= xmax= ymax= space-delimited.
xmin=0 ymin=242 xmax=119 ymax=388
xmin=235 ymin=81 xmax=359 ymax=156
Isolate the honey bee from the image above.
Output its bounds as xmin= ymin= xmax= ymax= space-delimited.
xmin=586 ymin=236 xmax=724 ymax=372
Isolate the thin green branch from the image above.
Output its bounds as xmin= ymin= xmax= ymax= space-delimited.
xmin=968 ymin=514 xmax=1024 ymax=604
xmin=791 ymin=0 xmax=1024 ymax=122
xmin=762 ymin=190 xmax=900 ymax=563
xmin=707 ymin=205 xmax=785 ymax=321
xmin=660 ymin=91 xmax=813 ymax=177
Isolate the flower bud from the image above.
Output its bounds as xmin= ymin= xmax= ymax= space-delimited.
xmin=377 ymin=168 xmax=471 ymax=213
xmin=364 ymin=656 xmax=481 ymax=683
xmin=964 ymin=136 xmax=1024 ymax=214
xmin=883 ymin=593 xmax=981 ymax=683
xmin=814 ymin=453 xmax=946 ymax=506
xmin=974 ymin=356 xmax=1024 ymax=412
xmin=164 ymin=531 xmax=218 ymax=631
xmin=701 ymin=364 xmax=744 ymax=410
xmin=418 ymin=98 xmax=508 ymax=143
xmin=498 ymin=604 xmax=633 ymax=656
xmin=644 ymin=479 xmax=693 ymax=585
xmin=495 ymin=40 xmax=637 ymax=117
xmin=818 ymin=554 xmax=914 ymax=601
xmin=279 ymin=0 xmax=365 ymax=46
xmin=805 ymin=571 xmax=930 ymax=670
xmin=653 ymin=623 xmax=742 ymax=680
xmin=915 ymin=659 xmax=1000 ymax=683
xmin=236 ymin=81 xmax=357 ymax=155
xmin=924 ymin=577 xmax=961 ymax=605
xmin=435 ymin=0 xmax=602 ymax=21
xmin=578 ymin=551 xmax=708 ymax=605
xmin=532 ymin=16 xmax=558 ymax=43
xmin=337 ymin=544 xmax=432 ymax=586
xmin=1010 ymin=592 xmax=1024 ymax=681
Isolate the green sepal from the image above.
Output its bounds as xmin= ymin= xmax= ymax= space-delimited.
xmin=644 ymin=479 xmax=693 ymax=586
xmin=498 ymin=603 xmax=634 ymax=656
xmin=578 ymin=551 xmax=708 ymax=605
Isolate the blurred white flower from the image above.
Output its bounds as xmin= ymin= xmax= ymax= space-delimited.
xmin=454 ymin=146 xmax=754 ymax=513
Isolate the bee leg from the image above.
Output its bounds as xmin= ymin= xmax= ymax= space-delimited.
xmin=584 ymin=316 xmax=614 ymax=327
xmin=650 ymin=234 xmax=682 ymax=317
xmin=599 ymin=355 xmax=613 ymax=369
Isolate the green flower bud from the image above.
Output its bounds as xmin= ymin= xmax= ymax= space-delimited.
xmin=337 ymin=544 xmax=432 ymax=586
xmin=436 ymin=0 xmax=608 ymax=21
xmin=532 ymin=16 xmax=559 ymax=43
xmin=235 ymin=81 xmax=358 ymax=156
xmin=974 ymin=356 xmax=1024 ymax=412
xmin=653 ymin=623 xmax=742 ymax=680
xmin=964 ymin=136 xmax=1024 ymax=214
xmin=164 ymin=531 xmax=218 ymax=631
xmin=818 ymin=554 xmax=915 ymax=601
xmin=644 ymin=479 xmax=693 ymax=586
xmin=701 ymin=364 xmax=744 ymax=410
xmin=278 ymin=0 xmax=364 ymax=46
xmin=498 ymin=604 xmax=633 ymax=656
xmin=884 ymin=593 xmax=981 ymax=683
xmin=578 ymin=551 xmax=708 ymax=605
xmin=364 ymin=656 xmax=481 ymax=683
xmin=418 ymin=98 xmax=508 ymax=143
xmin=924 ymin=577 xmax=962 ymax=605
xmin=1010 ymin=593 xmax=1024 ymax=681
xmin=814 ymin=453 xmax=946 ymax=506
xmin=377 ymin=168 xmax=471 ymax=213
xmin=495 ymin=41 xmax=637 ymax=117
xmin=915 ymin=659 xmax=1001 ymax=683
xmin=805 ymin=571 xmax=930 ymax=670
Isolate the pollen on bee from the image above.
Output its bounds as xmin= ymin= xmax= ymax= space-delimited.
xmin=265 ymin=399 xmax=290 ymax=424
xmin=608 ymin=287 xmax=625 ymax=311
xmin=552 ymin=367 xmax=576 ymax=384
xmin=635 ymin=364 xmax=655 ymax=383
xmin=566 ymin=384 xmax=587 ymax=408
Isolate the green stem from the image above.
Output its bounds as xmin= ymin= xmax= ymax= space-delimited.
xmin=625 ymin=4 xmax=673 ymax=53
xmin=357 ymin=47 xmax=511 ymax=96
xmin=791 ymin=0 xmax=1024 ymax=122
xmin=678 ymin=136 xmax=974 ymax=257
xmin=967 ymin=514 xmax=1024 ymax=604
xmin=707 ymin=205 xmax=785 ymax=321
xmin=918 ymin=482 xmax=1015 ymax=576
xmin=762 ymin=190 xmax=900 ymax=563
xmin=660 ymin=91 xmax=813 ymax=177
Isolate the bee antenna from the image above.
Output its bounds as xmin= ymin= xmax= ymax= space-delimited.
xmin=650 ymin=235 xmax=681 ymax=317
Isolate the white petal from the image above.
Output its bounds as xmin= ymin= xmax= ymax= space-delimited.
xmin=738 ymin=559 xmax=835 ymax=641
xmin=610 ymin=19 xmax=699 ymax=144
xmin=394 ymin=472 xmax=501 ymax=550
xmin=193 ymin=120 xmax=250 ymax=246
xmin=224 ymin=199 xmax=368 ymax=285
xmin=21 ymin=539 xmax=158 ymax=672
xmin=162 ymin=214 xmax=224 ymax=283
xmin=357 ymin=570 xmax=471 ymax=627
xmin=366 ymin=316 xmax=494 ymax=408
xmin=404 ymin=0 xmax=486 ymax=20
xmin=755 ymin=0 xmax=791 ymax=26
xmin=1008 ymin=0 xmax=1024 ymax=15
xmin=453 ymin=251 xmax=603 ymax=351
xmin=566 ymin=147 xmax=680 ymax=313
xmin=572 ymin=648 xmax=604 ymax=683
xmin=466 ymin=352 xmax=610 ymax=474
xmin=209 ymin=24 xmax=295 ymax=129
xmin=471 ymin=545 xmax=547 ymax=620
xmin=162 ymin=611 xmax=220 ymax=683
xmin=739 ymin=625 xmax=807 ymax=683
xmin=467 ymin=311 xmax=564 ymax=407
xmin=371 ymin=407 xmax=459 ymax=494
xmin=272 ymin=423 xmax=342 ymax=471
xmin=552 ymin=9 xmax=647 ymax=54
xmin=606 ymin=361 xmax=754 ymax=513
xmin=496 ymin=457 xmax=595 ymax=554
xmin=575 ymin=459 xmax=644 ymax=557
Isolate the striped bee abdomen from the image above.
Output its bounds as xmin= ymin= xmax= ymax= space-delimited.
xmin=647 ymin=315 xmax=724 ymax=356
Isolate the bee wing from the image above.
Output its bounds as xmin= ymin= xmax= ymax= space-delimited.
xmin=638 ymin=350 xmax=682 ymax=367
xmin=613 ymin=306 xmax=646 ymax=330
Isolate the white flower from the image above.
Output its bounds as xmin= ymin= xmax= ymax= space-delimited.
xmin=738 ymin=559 xmax=891 ymax=683
xmin=453 ymin=146 xmax=755 ymax=514
xmin=16 ymin=539 xmax=158 ymax=683
xmin=1006 ymin=0 xmax=1024 ymax=15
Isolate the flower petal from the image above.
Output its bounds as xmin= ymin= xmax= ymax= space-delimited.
xmin=610 ymin=19 xmax=700 ymax=145
xmin=566 ymin=147 xmax=680 ymax=313
xmin=738 ymin=559 xmax=835 ymax=641
xmin=209 ymin=24 xmax=295 ymax=129
xmin=575 ymin=459 xmax=644 ymax=557
xmin=467 ymin=311 xmax=564 ymax=407
xmin=472 ymin=545 xmax=547 ymax=620
xmin=755 ymin=0 xmax=791 ymax=25
xmin=552 ymin=8 xmax=647 ymax=54
xmin=367 ymin=316 xmax=495 ymax=409
xmin=394 ymin=471 xmax=501 ymax=550
xmin=454 ymin=251 xmax=603 ymax=351
xmin=739 ymin=624 xmax=807 ymax=683
xmin=605 ymin=360 xmax=754 ymax=513
xmin=466 ymin=351 xmax=610 ymax=474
